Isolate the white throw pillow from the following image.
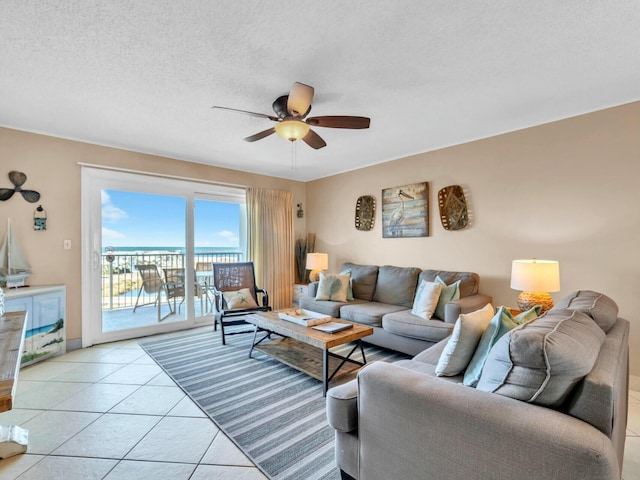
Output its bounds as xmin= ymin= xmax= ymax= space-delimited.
xmin=223 ymin=288 xmax=258 ymax=309
xmin=435 ymin=303 xmax=495 ymax=377
xmin=315 ymin=272 xmax=350 ymax=302
xmin=411 ymin=280 xmax=442 ymax=320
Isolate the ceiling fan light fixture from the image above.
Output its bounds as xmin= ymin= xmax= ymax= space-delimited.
xmin=275 ymin=120 xmax=310 ymax=141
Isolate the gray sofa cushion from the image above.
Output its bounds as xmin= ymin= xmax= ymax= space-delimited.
xmin=382 ymin=310 xmax=454 ymax=343
xmin=372 ymin=265 xmax=421 ymax=308
xmin=554 ymin=290 xmax=618 ymax=333
xmin=477 ymin=309 xmax=605 ymax=408
xmin=341 ymin=263 xmax=379 ymax=301
xmin=340 ymin=302 xmax=407 ymax=327
xmin=419 ymin=270 xmax=479 ymax=298
xmin=299 ymin=297 xmax=345 ymax=317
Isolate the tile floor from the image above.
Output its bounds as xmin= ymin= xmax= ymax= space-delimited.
xmin=0 ymin=327 xmax=267 ymax=480
xmin=0 ymin=327 xmax=638 ymax=480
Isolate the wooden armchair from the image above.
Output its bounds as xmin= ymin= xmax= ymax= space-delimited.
xmin=211 ymin=262 xmax=271 ymax=345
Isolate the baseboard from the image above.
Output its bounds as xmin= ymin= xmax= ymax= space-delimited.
xmin=66 ymin=338 xmax=82 ymax=352
xmin=630 ymin=375 xmax=640 ymax=392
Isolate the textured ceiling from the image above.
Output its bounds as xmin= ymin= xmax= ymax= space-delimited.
xmin=1 ymin=1 xmax=639 ymax=181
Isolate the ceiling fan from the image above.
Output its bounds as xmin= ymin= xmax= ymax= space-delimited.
xmin=212 ymin=82 xmax=370 ymax=150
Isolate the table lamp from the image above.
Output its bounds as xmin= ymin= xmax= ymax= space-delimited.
xmin=510 ymin=259 xmax=560 ymax=313
xmin=306 ymin=253 xmax=328 ymax=283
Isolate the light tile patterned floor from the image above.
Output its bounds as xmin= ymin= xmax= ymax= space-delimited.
xmin=0 ymin=328 xmax=638 ymax=479
xmin=0 ymin=329 xmax=267 ymax=480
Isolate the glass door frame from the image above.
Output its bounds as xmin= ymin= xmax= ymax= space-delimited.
xmin=81 ymin=166 xmax=246 ymax=347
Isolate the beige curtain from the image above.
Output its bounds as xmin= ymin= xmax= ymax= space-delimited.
xmin=246 ymin=187 xmax=294 ymax=310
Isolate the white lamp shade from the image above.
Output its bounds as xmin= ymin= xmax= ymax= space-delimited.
xmin=306 ymin=253 xmax=328 ymax=271
xmin=510 ymin=259 xmax=560 ymax=292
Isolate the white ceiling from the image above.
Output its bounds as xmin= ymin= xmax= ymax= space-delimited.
xmin=1 ymin=1 xmax=639 ymax=181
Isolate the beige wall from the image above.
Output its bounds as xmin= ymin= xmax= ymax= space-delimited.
xmin=306 ymin=102 xmax=640 ymax=375
xmin=2 ymin=102 xmax=638 ymax=375
xmin=0 ymin=127 xmax=306 ymax=343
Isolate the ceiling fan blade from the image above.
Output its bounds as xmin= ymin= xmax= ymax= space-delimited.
xmin=244 ymin=128 xmax=276 ymax=142
xmin=306 ymin=115 xmax=370 ymax=129
xmin=211 ymin=106 xmax=279 ymax=122
xmin=287 ymin=82 xmax=314 ymax=118
xmin=21 ymin=190 xmax=41 ymax=203
xmin=0 ymin=188 xmax=15 ymax=201
xmin=302 ymin=129 xmax=327 ymax=150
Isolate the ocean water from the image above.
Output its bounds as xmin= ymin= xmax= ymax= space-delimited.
xmin=103 ymin=246 xmax=240 ymax=254
xmin=26 ymin=324 xmax=58 ymax=338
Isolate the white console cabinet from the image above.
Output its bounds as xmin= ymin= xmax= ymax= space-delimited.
xmin=3 ymin=285 xmax=66 ymax=366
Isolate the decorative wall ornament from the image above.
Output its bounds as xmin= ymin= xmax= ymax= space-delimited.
xmin=382 ymin=182 xmax=429 ymax=238
xmin=296 ymin=203 xmax=304 ymax=218
xmin=438 ymin=185 xmax=468 ymax=231
xmin=0 ymin=171 xmax=41 ymax=203
xmin=34 ymin=205 xmax=47 ymax=231
xmin=355 ymin=195 xmax=375 ymax=231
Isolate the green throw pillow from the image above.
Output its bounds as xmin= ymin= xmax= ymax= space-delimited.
xmin=434 ymin=276 xmax=461 ymax=320
xmin=315 ymin=272 xmax=350 ymax=302
xmin=463 ymin=305 xmax=541 ymax=387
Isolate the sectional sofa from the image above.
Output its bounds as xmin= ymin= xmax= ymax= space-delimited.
xmin=326 ymin=290 xmax=629 ymax=480
xmin=300 ymin=262 xmax=492 ymax=356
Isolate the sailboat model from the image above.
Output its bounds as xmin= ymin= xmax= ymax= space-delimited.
xmin=0 ymin=218 xmax=32 ymax=288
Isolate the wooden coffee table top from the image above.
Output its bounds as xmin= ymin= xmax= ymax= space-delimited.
xmin=245 ymin=310 xmax=373 ymax=349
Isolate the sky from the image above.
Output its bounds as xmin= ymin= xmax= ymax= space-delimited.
xmin=101 ymin=189 xmax=241 ymax=249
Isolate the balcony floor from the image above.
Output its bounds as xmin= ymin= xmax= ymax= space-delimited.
xmin=101 ymin=299 xmax=212 ymax=332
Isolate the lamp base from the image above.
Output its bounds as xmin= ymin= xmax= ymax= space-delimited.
xmin=309 ymin=269 xmax=321 ymax=283
xmin=517 ymin=291 xmax=554 ymax=314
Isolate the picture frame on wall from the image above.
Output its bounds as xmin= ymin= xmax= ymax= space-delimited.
xmin=382 ymin=182 xmax=429 ymax=238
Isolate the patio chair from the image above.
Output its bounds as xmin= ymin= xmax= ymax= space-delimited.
xmin=133 ymin=264 xmax=177 ymax=322
xmin=211 ymin=262 xmax=271 ymax=345
xmin=164 ymin=267 xmax=208 ymax=315
xmin=196 ymin=262 xmax=215 ymax=314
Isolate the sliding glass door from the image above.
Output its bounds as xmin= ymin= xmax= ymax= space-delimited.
xmin=193 ymin=197 xmax=245 ymax=321
xmin=81 ymin=167 xmax=246 ymax=347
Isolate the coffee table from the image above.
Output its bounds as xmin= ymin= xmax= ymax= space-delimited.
xmin=245 ymin=311 xmax=373 ymax=396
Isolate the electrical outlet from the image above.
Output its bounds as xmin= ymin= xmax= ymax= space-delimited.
xmin=64 ymin=240 xmax=71 ymax=250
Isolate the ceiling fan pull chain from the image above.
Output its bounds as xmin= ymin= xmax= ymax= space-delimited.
xmin=290 ymin=141 xmax=296 ymax=170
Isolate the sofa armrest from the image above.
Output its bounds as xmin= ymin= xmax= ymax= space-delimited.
xmin=326 ymin=378 xmax=359 ymax=432
xmin=443 ymin=293 xmax=493 ymax=323
xmin=356 ymin=362 xmax=619 ymax=480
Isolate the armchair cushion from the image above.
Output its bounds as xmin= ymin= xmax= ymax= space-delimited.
xmin=477 ymin=309 xmax=605 ymax=407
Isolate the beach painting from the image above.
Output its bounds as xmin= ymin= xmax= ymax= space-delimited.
xmin=382 ymin=182 xmax=429 ymax=238
xmin=22 ymin=318 xmax=65 ymax=365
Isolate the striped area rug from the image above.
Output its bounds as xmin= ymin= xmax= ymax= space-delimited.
xmin=139 ymin=326 xmax=409 ymax=480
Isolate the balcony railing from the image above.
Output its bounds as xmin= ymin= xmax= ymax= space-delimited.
xmin=101 ymin=251 xmax=243 ymax=310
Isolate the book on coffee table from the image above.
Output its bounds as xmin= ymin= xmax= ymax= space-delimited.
xmin=278 ymin=309 xmax=331 ymax=327
xmin=312 ymin=322 xmax=354 ymax=334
